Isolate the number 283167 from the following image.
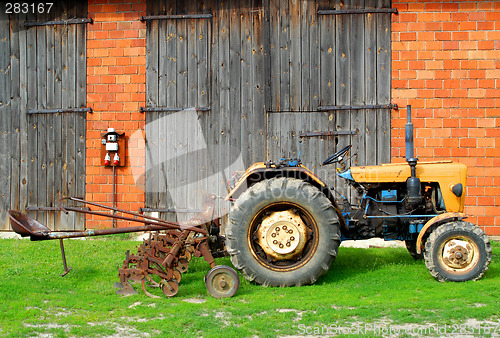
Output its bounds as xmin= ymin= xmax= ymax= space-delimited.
xmin=5 ymin=3 xmax=54 ymax=14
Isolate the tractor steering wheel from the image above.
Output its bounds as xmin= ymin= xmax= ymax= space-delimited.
xmin=322 ymin=145 xmax=352 ymax=166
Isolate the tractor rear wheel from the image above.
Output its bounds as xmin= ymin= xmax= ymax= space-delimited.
xmin=424 ymin=221 xmax=491 ymax=282
xmin=226 ymin=177 xmax=341 ymax=287
xmin=405 ymin=240 xmax=423 ymax=260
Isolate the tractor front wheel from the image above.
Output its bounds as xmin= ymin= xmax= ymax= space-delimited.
xmin=226 ymin=177 xmax=341 ymax=287
xmin=424 ymin=221 xmax=491 ymax=282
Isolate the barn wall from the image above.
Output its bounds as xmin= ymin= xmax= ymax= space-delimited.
xmin=84 ymin=0 xmax=394 ymax=227
xmin=3 ymin=0 xmax=495 ymax=235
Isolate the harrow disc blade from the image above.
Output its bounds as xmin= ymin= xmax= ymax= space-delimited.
xmin=177 ymin=258 xmax=189 ymax=273
xmin=116 ymin=281 xmax=138 ymax=296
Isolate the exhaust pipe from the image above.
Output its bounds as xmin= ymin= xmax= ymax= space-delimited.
xmin=405 ymin=105 xmax=422 ymax=207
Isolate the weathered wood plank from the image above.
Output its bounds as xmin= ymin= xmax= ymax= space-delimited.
xmin=307 ymin=0 xmax=321 ymax=173
xmin=45 ymin=12 xmax=56 ymax=229
xmin=300 ymin=0 xmax=310 ymax=112
xmin=349 ymin=0 xmax=366 ymax=203
xmin=160 ymin=0 xmax=177 ymax=222
xmin=289 ymin=0 xmax=301 ymax=112
xmin=241 ymin=6 xmax=253 ymax=164
xmin=36 ymin=10 xmax=48 ymax=225
xmin=187 ymin=3 xmax=198 ymax=108
xmin=207 ymin=0 xmax=221 ymax=216
xmin=319 ymin=0 xmax=335 ymax=107
xmin=317 ymin=0 xmax=336 ymax=186
xmin=364 ymin=1 xmax=377 ymax=166
xmin=278 ymin=0 xmax=290 ymax=160
xmin=217 ymin=0 xmax=231 ymax=216
xmin=376 ymin=0 xmax=391 ymax=164
xmin=66 ymin=1 xmax=78 ymax=230
xmin=53 ymin=3 xmax=64 ymax=229
xmin=174 ymin=1 xmax=189 ymax=221
xmin=197 ymin=7 xmax=210 ymax=206
xmin=9 ymin=12 xmax=22 ymax=228
xmin=19 ymin=12 xmax=29 ymax=218
xmin=229 ymin=0 xmax=241 ymax=162
xmin=262 ymin=0 xmax=271 ymax=161
xmin=251 ymin=6 xmax=266 ymax=162
xmin=279 ymin=0 xmax=290 ymax=112
xmin=0 ymin=9 xmax=12 ymax=230
xmin=289 ymin=0 xmax=303 ymax=158
xmin=267 ymin=0 xmax=280 ymax=161
xmin=158 ymin=0 xmax=168 ymax=108
xmin=334 ymin=0 xmax=352 ymax=196
xmin=185 ymin=1 xmax=201 ymax=220
xmin=269 ymin=0 xmax=280 ymax=113
xmin=156 ymin=0 xmax=168 ymax=212
xmin=59 ymin=1 xmax=74 ymax=230
xmin=74 ymin=0 xmax=86 ymax=230
xmin=26 ymin=10 xmax=38 ymax=222
xmin=350 ymin=0 xmax=365 ymax=168
xmin=145 ymin=0 xmax=159 ymax=210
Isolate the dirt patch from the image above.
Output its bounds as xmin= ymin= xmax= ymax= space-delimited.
xmin=182 ymin=298 xmax=206 ymax=304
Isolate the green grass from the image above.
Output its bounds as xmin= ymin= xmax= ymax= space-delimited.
xmin=0 ymin=238 xmax=498 ymax=337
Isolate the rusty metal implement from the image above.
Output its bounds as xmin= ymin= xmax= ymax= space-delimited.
xmin=9 ymin=196 xmax=239 ymax=299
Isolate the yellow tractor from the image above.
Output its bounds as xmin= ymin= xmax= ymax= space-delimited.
xmin=225 ymin=105 xmax=491 ymax=286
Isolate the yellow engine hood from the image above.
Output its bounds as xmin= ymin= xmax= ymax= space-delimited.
xmin=350 ymin=161 xmax=467 ymax=212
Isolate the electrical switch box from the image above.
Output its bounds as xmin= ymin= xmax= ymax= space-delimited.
xmin=100 ymin=128 xmax=126 ymax=167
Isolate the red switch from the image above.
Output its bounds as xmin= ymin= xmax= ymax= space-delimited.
xmin=113 ymin=153 xmax=120 ymax=166
xmin=104 ymin=153 xmax=110 ymax=166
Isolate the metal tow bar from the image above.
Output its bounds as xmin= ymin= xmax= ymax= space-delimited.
xmin=8 ymin=196 xmax=240 ymax=299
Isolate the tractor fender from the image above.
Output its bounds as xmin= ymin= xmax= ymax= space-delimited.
xmin=225 ymin=162 xmax=326 ymax=201
xmin=225 ymin=163 xmax=348 ymax=230
xmin=416 ymin=212 xmax=466 ymax=254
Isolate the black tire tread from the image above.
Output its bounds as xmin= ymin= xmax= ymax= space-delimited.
xmin=423 ymin=221 xmax=491 ymax=282
xmin=226 ymin=177 xmax=341 ymax=287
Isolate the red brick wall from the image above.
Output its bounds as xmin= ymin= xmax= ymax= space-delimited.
xmin=86 ymin=0 xmax=147 ymax=228
xmin=391 ymin=1 xmax=500 ymax=235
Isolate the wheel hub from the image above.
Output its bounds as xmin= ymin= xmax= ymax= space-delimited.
xmin=442 ymin=239 xmax=473 ymax=269
xmin=256 ymin=210 xmax=308 ymax=260
xmin=212 ymin=274 xmax=231 ymax=293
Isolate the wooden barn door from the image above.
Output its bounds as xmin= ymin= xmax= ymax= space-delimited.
xmin=0 ymin=2 xmax=88 ymax=231
xmin=143 ymin=0 xmax=394 ymax=218
xmin=267 ymin=0 xmax=394 ymax=197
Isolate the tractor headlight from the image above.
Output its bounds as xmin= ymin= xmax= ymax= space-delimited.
xmin=449 ymin=183 xmax=463 ymax=197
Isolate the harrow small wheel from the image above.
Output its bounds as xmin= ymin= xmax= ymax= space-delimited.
xmin=177 ymin=258 xmax=189 ymax=273
xmin=161 ymin=279 xmax=179 ymax=297
xmin=205 ymin=265 xmax=240 ymax=299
